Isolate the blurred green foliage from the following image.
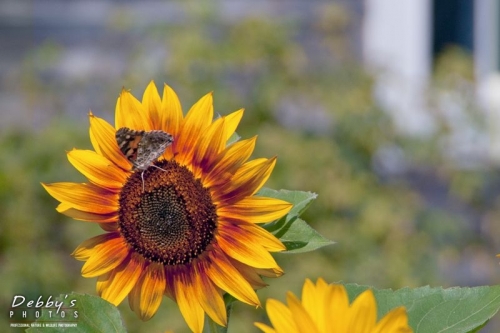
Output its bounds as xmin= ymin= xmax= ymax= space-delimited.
xmin=1 ymin=2 xmax=500 ymax=332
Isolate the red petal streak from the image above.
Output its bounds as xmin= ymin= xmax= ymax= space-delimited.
xmin=192 ymin=117 xmax=227 ymax=178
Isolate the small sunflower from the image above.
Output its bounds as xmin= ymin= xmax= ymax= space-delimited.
xmin=43 ymin=81 xmax=292 ymax=333
xmin=255 ymin=278 xmax=413 ymax=333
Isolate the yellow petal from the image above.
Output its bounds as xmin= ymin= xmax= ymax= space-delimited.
xmin=214 ymin=157 xmax=276 ymax=204
xmin=100 ymin=253 xmax=145 ymax=306
xmin=115 ymin=89 xmax=151 ymax=130
xmin=327 ymin=284 xmax=350 ymax=332
xmin=142 ymin=81 xmax=162 ymax=129
xmin=71 ymin=233 xmax=118 ymax=261
xmin=129 ymin=263 xmax=166 ymax=321
xmin=223 ymin=109 xmax=244 ymax=142
xmin=96 ymin=271 xmax=111 ymax=297
xmin=160 ymin=83 xmax=183 ymax=139
xmin=286 ymin=292 xmax=319 ymax=333
xmin=347 ymin=289 xmax=377 ymax=332
xmin=205 ymin=249 xmax=260 ymax=307
xmin=173 ymin=270 xmax=205 ymax=333
xmin=301 ymin=279 xmax=326 ymax=332
xmin=373 ymin=307 xmax=412 ymax=333
xmin=43 ymin=182 xmax=118 ymax=214
xmin=265 ymin=299 xmax=297 ymax=333
xmin=81 ymin=235 xmax=129 ymax=277
xmin=203 ymin=137 xmax=256 ymax=187
xmin=175 ymin=92 xmax=213 ymax=166
xmin=89 ymin=113 xmax=131 ymax=171
xmin=192 ymin=117 xmax=228 ymax=178
xmin=220 ymin=219 xmax=285 ymax=252
xmin=217 ymin=224 xmax=281 ymax=269
xmin=193 ymin=261 xmax=227 ymax=327
xmin=217 ymin=197 xmax=292 ymax=224
xmin=254 ymin=322 xmax=277 ymax=333
xmin=228 ymin=258 xmax=268 ymax=289
xmin=67 ymin=150 xmax=128 ymax=189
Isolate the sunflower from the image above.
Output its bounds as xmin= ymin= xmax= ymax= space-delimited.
xmin=255 ymin=278 xmax=413 ymax=333
xmin=43 ymin=81 xmax=292 ymax=333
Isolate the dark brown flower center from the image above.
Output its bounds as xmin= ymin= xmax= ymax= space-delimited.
xmin=118 ymin=160 xmax=217 ymax=265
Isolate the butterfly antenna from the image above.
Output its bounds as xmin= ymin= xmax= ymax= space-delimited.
xmin=150 ymin=164 xmax=168 ymax=172
xmin=141 ymin=171 xmax=145 ymax=192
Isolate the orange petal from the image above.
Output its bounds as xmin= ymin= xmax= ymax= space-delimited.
xmin=115 ymin=89 xmax=151 ymax=131
xmin=43 ymin=182 xmax=118 ymax=214
xmin=89 ymin=113 xmax=131 ymax=171
xmin=129 ymin=263 xmax=166 ymax=321
xmin=100 ymin=253 xmax=145 ymax=306
xmin=67 ymin=150 xmax=128 ymax=189
xmin=142 ymin=81 xmax=162 ymax=129
xmin=217 ymin=197 xmax=292 ymax=224
xmin=175 ymin=92 xmax=213 ymax=166
xmin=81 ymin=235 xmax=129 ymax=277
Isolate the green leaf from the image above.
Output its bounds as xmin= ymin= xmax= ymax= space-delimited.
xmin=27 ymin=293 xmax=126 ymax=333
xmin=278 ymin=217 xmax=334 ymax=253
xmin=257 ymin=188 xmax=334 ymax=253
xmin=257 ymin=188 xmax=317 ymax=218
xmin=343 ymin=284 xmax=500 ymax=333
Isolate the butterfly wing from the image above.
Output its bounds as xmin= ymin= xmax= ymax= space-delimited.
xmin=136 ymin=131 xmax=174 ymax=169
xmin=116 ymin=127 xmax=144 ymax=168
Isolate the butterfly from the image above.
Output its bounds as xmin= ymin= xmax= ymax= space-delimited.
xmin=116 ymin=127 xmax=174 ymax=191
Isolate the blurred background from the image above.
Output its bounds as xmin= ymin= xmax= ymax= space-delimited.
xmin=1 ymin=0 xmax=500 ymax=332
